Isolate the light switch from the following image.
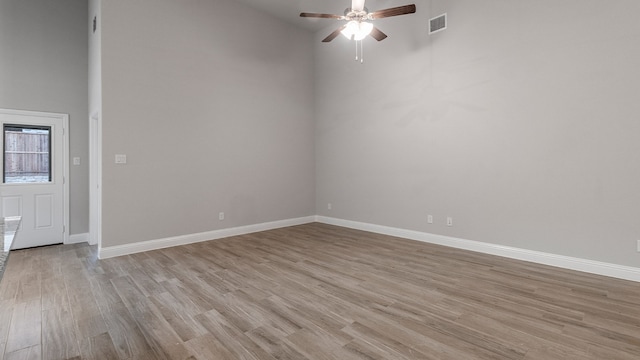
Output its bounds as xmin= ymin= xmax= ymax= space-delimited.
xmin=115 ymin=154 xmax=127 ymax=164
xmin=73 ymin=157 xmax=80 ymax=165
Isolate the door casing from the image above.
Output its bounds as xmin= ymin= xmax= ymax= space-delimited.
xmin=89 ymin=111 xmax=101 ymax=248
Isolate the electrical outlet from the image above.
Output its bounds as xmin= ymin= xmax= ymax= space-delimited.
xmin=328 ymin=203 xmax=332 ymax=210
xmin=427 ymin=215 xmax=433 ymax=224
xmin=447 ymin=217 xmax=453 ymax=226
xmin=637 ymin=240 xmax=640 ymax=252
xmin=218 ymin=212 xmax=224 ymax=221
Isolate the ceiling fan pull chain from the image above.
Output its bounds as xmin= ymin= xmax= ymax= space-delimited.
xmin=355 ymin=40 xmax=359 ymax=61
xmin=360 ymin=40 xmax=364 ymax=64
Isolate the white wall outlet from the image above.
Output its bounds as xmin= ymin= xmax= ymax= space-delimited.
xmin=115 ymin=154 xmax=127 ymax=164
xmin=218 ymin=212 xmax=224 ymax=221
xmin=447 ymin=217 xmax=453 ymax=226
xmin=73 ymin=157 xmax=80 ymax=165
xmin=327 ymin=203 xmax=332 ymax=210
xmin=427 ymin=215 xmax=433 ymax=224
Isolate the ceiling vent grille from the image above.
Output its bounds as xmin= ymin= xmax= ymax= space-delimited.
xmin=429 ymin=13 xmax=447 ymax=34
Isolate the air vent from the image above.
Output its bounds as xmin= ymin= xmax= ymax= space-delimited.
xmin=429 ymin=13 xmax=447 ymax=34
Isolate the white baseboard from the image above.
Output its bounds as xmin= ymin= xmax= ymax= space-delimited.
xmin=97 ymin=214 xmax=640 ymax=282
xmin=315 ymin=216 xmax=640 ymax=283
xmin=67 ymin=232 xmax=89 ymax=245
xmin=98 ymin=216 xmax=316 ymax=259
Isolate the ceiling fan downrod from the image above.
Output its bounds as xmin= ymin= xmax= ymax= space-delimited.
xmin=355 ymin=40 xmax=364 ymax=64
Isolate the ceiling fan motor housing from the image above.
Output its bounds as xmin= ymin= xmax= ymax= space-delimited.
xmin=344 ymin=7 xmax=369 ymax=20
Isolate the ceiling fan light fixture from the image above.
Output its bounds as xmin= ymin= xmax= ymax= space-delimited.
xmin=341 ymin=20 xmax=373 ymax=41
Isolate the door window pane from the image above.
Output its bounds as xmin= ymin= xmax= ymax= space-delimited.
xmin=3 ymin=124 xmax=52 ymax=183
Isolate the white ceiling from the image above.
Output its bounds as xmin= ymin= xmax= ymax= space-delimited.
xmin=235 ymin=0 xmax=414 ymax=32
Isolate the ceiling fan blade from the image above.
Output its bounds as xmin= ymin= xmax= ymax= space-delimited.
xmin=352 ymin=0 xmax=366 ymax=12
xmin=322 ymin=25 xmax=347 ymax=42
xmin=300 ymin=12 xmax=342 ymax=19
xmin=369 ymin=27 xmax=388 ymax=41
xmin=369 ymin=4 xmax=416 ymax=19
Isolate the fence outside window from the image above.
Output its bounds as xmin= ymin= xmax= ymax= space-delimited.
xmin=3 ymin=127 xmax=51 ymax=183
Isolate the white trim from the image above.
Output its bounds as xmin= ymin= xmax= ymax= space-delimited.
xmin=97 ymin=214 xmax=640 ymax=282
xmin=315 ymin=216 xmax=640 ymax=283
xmin=89 ymin=112 xmax=101 ymax=247
xmin=67 ymin=232 xmax=89 ymax=244
xmin=63 ymin=114 xmax=70 ymax=244
xmin=98 ymin=216 xmax=316 ymax=259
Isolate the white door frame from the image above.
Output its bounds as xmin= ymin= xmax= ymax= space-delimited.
xmin=0 ymin=108 xmax=70 ymax=244
xmin=89 ymin=112 xmax=102 ymax=248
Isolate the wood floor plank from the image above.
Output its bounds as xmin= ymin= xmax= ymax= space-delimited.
xmin=562 ymin=323 xmax=640 ymax=356
xmin=340 ymin=322 xmax=436 ymax=360
xmin=0 ymin=276 xmax=19 ymax=302
xmin=148 ymin=292 xmax=208 ymax=342
xmin=1 ymin=223 xmax=639 ymax=359
xmin=4 ymin=345 xmax=41 ymax=360
xmin=126 ymin=298 xmax=192 ymax=360
xmin=245 ymin=326 xmax=308 ymax=360
xmin=5 ymin=300 xmax=41 ymax=354
xmin=110 ymin=276 xmax=147 ymax=309
xmin=41 ymin=276 xmax=68 ymax=311
xmin=127 ymin=268 xmax=165 ymax=297
xmin=522 ymin=345 xmax=593 ymax=360
xmin=0 ymin=299 xmax=15 ymax=357
xmin=78 ymin=332 xmax=120 ymax=360
xmin=183 ymin=333 xmax=235 ymax=360
xmin=66 ymin=277 xmax=109 ymax=339
xmin=220 ymin=290 xmax=300 ymax=336
xmin=42 ymin=305 xmax=82 ymax=360
xmin=99 ymin=301 xmax=156 ymax=360
xmin=86 ymin=274 xmax=123 ymax=312
xmin=14 ymin=272 xmax=40 ymax=304
xmin=284 ymin=328 xmax=360 ymax=360
xmin=160 ymin=278 xmax=216 ymax=316
xmin=194 ymin=309 xmax=277 ymax=360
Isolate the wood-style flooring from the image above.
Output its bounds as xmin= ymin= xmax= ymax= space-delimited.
xmin=0 ymin=223 xmax=639 ymax=359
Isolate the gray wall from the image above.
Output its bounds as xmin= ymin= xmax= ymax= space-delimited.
xmin=100 ymin=0 xmax=316 ymax=247
xmin=0 ymin=0 xmax=89 ymax=235
xmin=315 ymin=0 xmax=640 ymax=267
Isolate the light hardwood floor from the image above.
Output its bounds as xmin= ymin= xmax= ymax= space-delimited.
xmin=0 ymin=223 xmax=639 ymax=359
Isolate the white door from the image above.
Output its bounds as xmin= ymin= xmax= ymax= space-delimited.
xmin=0 ymin=109 xmax=67 ymax=249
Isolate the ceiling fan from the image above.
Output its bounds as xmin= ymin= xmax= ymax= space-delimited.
xmin=300 ymin=0 xmax=416 ymax=43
